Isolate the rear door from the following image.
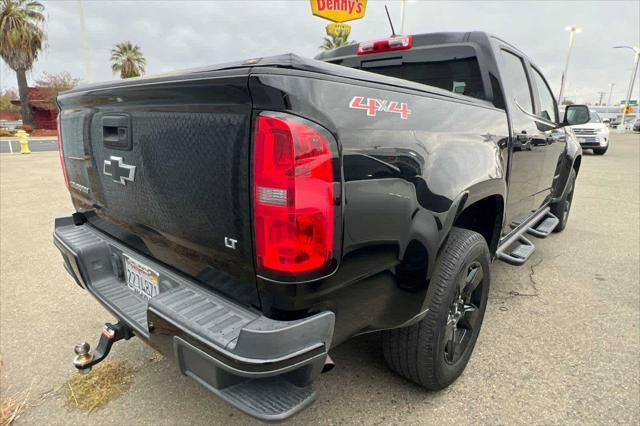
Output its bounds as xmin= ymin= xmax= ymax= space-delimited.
xmin=500 ymin=48 xmax=546 ymax=226
xmin=529 ymin=65 xmax=566 ymax=207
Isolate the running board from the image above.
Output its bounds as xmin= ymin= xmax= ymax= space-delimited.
xmin=498 ymin=207 xmax=552 ymax=266
xmin=511 ymin=210 xmax=559 ymax=239
xmin=526 ymin=213 xmax=559 ymax=238
xmin=497 ymin=234 xmax=535 ymax=266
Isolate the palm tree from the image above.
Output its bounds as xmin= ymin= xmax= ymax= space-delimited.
xmin=0 ymin=0 xmax=46 ymax=126
xmin=110 ymin=41 xmax=146 ymax=79
xmin=320 ymin=29 xmax=354 ymax=51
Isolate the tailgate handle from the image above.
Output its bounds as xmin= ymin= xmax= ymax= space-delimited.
xmin=102 ymin=114 xmax=132 ymax=150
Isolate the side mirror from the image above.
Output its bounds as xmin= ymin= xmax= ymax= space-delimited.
xmin=562 ymin=104 xmax=590 ymax=126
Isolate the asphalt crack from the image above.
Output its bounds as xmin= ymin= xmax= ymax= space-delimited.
xmin=491 ymin=257 xmax=544 ymax=301
xmin=516 ymin=257 xmax=543 ymax=297
xmin=494 ymin=252 xmax=569 ymax=304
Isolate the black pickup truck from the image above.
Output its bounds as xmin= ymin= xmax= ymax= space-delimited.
xmin=54 ymin=31 xmax=589 ymax=420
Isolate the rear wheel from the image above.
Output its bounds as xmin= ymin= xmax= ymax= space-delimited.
xmin=550 ymin=168 xmax=576 ymax=233
xmin=593 ymin=146 xmax=608 ymax=155
xmin=382 ymin=227 xmax=490 ymax=390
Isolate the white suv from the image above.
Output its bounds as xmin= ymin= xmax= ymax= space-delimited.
xmin=569 ymin=109 xmax=610 ymax=155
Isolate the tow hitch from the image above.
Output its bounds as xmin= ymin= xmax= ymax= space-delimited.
xmin=72 ymin=322 xmax=133 ymax=374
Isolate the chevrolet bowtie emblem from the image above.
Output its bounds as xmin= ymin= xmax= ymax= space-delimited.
xmin=103 ymin=156 xmax=136 ymax=185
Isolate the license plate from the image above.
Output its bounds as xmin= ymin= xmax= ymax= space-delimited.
xmin=124 ymin=255 xmax=160 ymax=299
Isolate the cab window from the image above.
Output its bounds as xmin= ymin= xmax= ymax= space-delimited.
xmin=500 ymin=50 xmax=534 ymax=112
xmin=359 ymin=45 xmax=486 ymax=100
xmin=532 ymin=67 xmax=558 ymax=122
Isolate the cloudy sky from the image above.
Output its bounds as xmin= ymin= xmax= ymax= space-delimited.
xmin=1 ymin=0 xmax=639 ymax=105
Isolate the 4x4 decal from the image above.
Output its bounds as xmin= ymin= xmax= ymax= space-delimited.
xmin=349 ymin=96 xmax=411 ymax=119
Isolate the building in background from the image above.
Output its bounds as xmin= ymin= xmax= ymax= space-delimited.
xmin=589 ymin=105 xmax=637 ymax=128
xmin=10 ymin=87 xmax=58 ymax=129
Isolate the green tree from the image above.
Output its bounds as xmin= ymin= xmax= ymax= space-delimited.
xmin=36 ymin=71 xmax=80 ymax=103
xmin=0 ymin=0 xmax=46 ymax=126
xmin=110 ymin=41 xmax=146 ymax=79
xmin=0 ymin=88 xmax=20 ymax=112
xmin=320 ymin=28 xmax=354 ymax=51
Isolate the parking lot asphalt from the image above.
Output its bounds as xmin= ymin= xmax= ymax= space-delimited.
xmin=1 ymin=133 xmax=639 ymax=425
xmin=0 ymin=139 xmax=58 ymax=154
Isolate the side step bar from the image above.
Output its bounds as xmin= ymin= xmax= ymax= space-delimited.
xmin=498 ymin=234 xmax=535 ymax=266
xmin=526 ymin=214 xmax=559 ymax=239
xmin=498 ymin=207 xmax=559 ymax=266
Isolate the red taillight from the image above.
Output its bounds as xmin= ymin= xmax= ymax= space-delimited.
xmin=56 ymin=113 xmax=70 ymax=191
xmin=357 ymin=35 xmax=413 ymax=55
xmin=253 ymin=113 xmax=335 ymax=275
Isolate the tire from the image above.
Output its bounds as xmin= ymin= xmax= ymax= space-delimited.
xmin=550 ymin=168 xmax=577 ymax=233
xmin=593 ymin=146 xmax=608 ymax=155
xmin=382 ymin=227 xmax=491 ymax=390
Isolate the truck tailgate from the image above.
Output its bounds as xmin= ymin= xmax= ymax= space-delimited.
xmin=57 ymin=70 xmax=258 ymax=306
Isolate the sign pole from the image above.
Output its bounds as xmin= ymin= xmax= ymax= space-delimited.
xmin=607 ymin=83 xmax=615 ymax=107
xmin=617 ymin=48 xmax=639 ymax=133
xmin=558 ymin=27 xmax=580 ymax=105
xmin=399 ymin=0 xmax=406 ymax=34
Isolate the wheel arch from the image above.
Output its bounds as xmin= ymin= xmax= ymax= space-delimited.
xmin=452 ymin=193 xmax=505 ymax=255
xmin=552 ymin=135 xmax=582 ymax=202
xmin=572 ymin=154 xmax=582 ymax=175
xmin=396 ymin=178 xmax=506 ymax=295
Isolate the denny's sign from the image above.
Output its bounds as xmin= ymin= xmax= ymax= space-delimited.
xmin=310 ymin=0 xmax=368 ymax=23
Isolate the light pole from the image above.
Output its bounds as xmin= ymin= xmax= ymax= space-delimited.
xmin=607 ymin=83 xmax=615 ymax=107
xmin=78 ymin=0 xmax=92 ymax=82
xmin=399 ymin=0 xmax=415 ymax=35
xmin=613 ymin=45 xmax=640 ymax=133
xmin=557 ymin=26 xmax=581 ymax=105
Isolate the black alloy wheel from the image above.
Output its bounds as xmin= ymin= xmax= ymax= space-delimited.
xmin=443 ymin=261 xmax=485 ymax=364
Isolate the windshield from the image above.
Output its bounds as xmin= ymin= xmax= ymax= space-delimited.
xmin=589 ymin=111 xmax=602 ymax=123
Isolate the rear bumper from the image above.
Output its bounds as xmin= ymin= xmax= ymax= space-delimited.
xmin=53 ymin=215 xmax=334 ymax=421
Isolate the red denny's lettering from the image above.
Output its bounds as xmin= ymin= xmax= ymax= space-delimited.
xmin=316 ymin=0 xmax=364 ymax=14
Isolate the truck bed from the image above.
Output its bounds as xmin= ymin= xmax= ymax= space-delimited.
xmin=64 ymin=53 xmax=494 ymax=107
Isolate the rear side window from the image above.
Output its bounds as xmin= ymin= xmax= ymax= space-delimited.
xmin=532 ymin=67 xmax=558 ymax=122
xmin=500 ymin=50 xmax=533 ymax=112
xmin=360 ymin=46 xmax=486 ymax=100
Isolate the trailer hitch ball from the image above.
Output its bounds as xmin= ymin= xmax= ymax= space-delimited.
xmin=71 ymin=322 xmax=133 ymax=374
xmin=73 ymin=342 xmax=94 ymax=374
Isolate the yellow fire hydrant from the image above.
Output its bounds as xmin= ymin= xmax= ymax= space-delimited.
xmin=16 ymin=129 xmax=31 ymax=154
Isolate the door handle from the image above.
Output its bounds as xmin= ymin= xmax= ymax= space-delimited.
xmin=102 ymin=114 xmax=132 ymax=150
